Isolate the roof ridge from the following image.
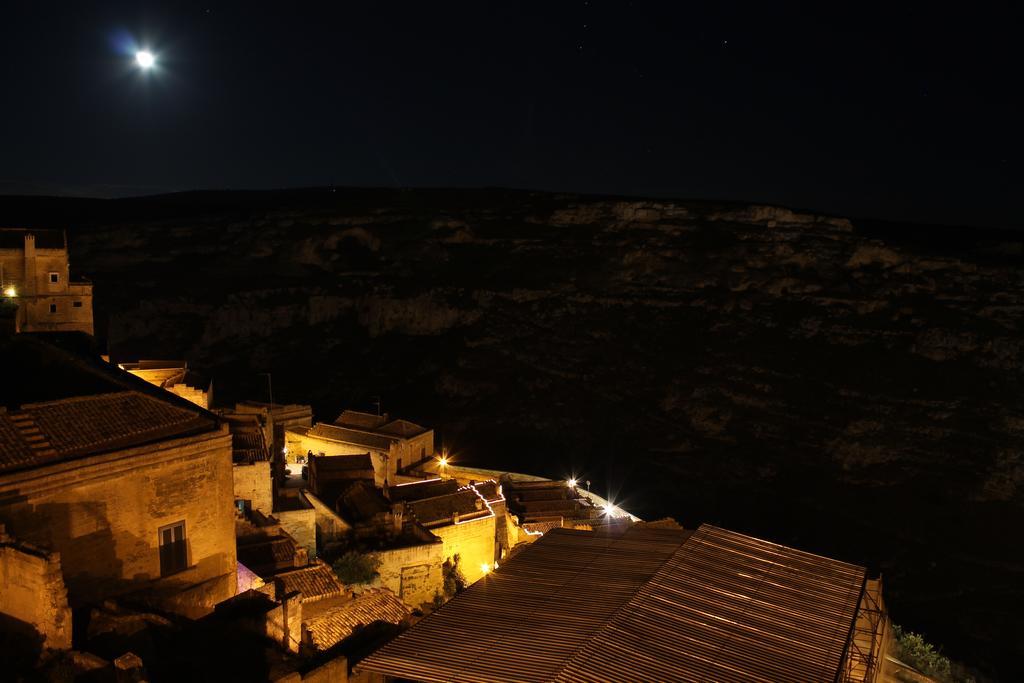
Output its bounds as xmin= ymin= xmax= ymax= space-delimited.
xmin=448 ymin=528 xmax=679 ymax=682
xmin=18 ymin=388 xmax=145 ymax=410
xmin=549 ymin=529 xmax=687 ymax=681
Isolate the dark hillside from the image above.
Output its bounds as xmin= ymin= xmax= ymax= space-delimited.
xmin=2 ymin=189 xmax=1022 ymax=679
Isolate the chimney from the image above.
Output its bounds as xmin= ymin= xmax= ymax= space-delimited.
xmin=390 ymin=503 xmax=404 ymax=532
xmin=23 ymin=233 xmax=37 ymax=296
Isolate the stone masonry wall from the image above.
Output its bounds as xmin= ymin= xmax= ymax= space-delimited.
xmin=0 ymin=532 xmax=72 ymax=649
xmin=303 ymin=491 xmax=352 ymax=548
xmin=275 ymin=504 xmax=317 ymax=559
xmin=0 ymin=429 xmax=237 ymax=615
xmin=370 ymin=541 xmax=444 ymax=609
xmin=233 ymin=461 xmax=274 ymax=515
xmin=430 ymin=514 xmax=496 ymax=585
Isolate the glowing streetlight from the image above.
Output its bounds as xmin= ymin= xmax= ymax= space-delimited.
xmin=2 ymin=285 xmax=16 ymax=298
xmin=480 ymin=563 xmax=490 ymax=575
xmin=567 ymin=478 xmax=577 ymax=489
xmin=135 ymin=50 xmax=156 ymax=69
xmin=602 ymin=503 xmax=619 ymax=517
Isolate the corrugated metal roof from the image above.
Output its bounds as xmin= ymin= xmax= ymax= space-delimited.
xmin=556 ymin=525 xmax=866 ymax=683
xmin=358 ymin=526 xmax=686 ymax=682
xmin=358 ymin=524 xmax=868 ymax=683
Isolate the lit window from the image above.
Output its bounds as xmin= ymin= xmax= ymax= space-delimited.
xmin=73 ymin=301 xmax=82 ymax=308
xmin=49 ymin=272 xmax=59 ymax=284
xmin=49 ymin=303 xmax=57 ymax=314
xmin=159 ymin=521 xmax=187 ymax=576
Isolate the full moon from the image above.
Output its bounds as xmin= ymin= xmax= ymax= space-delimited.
xmin=135 ymin=50 xmax=156 ymax=69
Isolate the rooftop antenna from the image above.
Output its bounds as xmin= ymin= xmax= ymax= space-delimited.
xmin=371 ymin=395 xmax=382 ymax=416
xmin=262 ymin=374 xmax=278 ymax=454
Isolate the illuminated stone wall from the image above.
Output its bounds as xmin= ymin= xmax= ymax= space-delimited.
xmin=232 ymin=460 xmax=273 ymax=515
xmin=0 ymin=528 xmax=72 ymax=650
xmin=297 ymin=431 xmax=391 ymax=487
xmin=390 ymin=431 xmax=434 ymax=472
xmin=275 ymin=501 xmax=317 ymax=559
xmin=294 ymin=429 xmax=434 ymax=487
xmin=370 ymin=540 xmax=444 ymax=610
xmin=430 ymin=514 xmax=497 ymax=585
xmin=0 ymin=429 xmax=237 ymax=616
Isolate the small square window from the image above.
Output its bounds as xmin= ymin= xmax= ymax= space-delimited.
xmin=49 ymin=303 xmax=57 ymax=314
xmin=73 ymin=301 xmax=82 ymax=308
xmin=49 ymin=272 xmax=59 ymax=284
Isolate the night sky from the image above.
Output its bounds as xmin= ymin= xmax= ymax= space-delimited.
xmin=2 ymin=2 xmax=1021 ymax=227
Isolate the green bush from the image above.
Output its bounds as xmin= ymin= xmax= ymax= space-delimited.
xmin=442 ymin=554 xmax=467 ymax=598
xmin=331 ymin=551 xmax=380 ymax=585
xmin=892 ymin=626 xmax=962 ymax=683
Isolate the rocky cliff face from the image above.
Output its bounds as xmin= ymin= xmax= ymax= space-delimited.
xmin=5 ymin=188 xmax=1021 ymax=677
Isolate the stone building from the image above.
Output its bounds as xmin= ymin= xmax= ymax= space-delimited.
xmin=119 ymin=360 xmax=212 ymax=409
xmin=222 ymin=412 xmax=274 ymax=516
xmin=286 ymin=411 xmax=434 ymax=487
xmin=403 ymin=485 xmax=497 ymax=584
xmin=0 ymin=333 xmax=237 ymax=629
xmin=236 ymin=400 xmax=313 ymax=457
xmin=0 ymin=229 xmax=93 ymax=335
xmin=504 ymin=478 xmax=602 ymax=534
xmin=0 ymin=523 xmax=72 ymax=650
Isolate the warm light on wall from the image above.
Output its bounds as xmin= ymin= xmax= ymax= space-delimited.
xmin=3 ymin=285 xmax=16 ymax=298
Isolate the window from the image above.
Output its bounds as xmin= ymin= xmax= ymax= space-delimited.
xmin=397 ymin=458 xmax=403 ymax=472
xmin=420 ymin=447 xmax=425 ymax=458
xmin=73 ymin=301 xmax=82 ymax=308
xmin=49 ymin=303 xmax=57 ymax=314
xmin=159 ymin=521 xmax=187 ymax=576
xmin=49 ymin=272 xmax=59 ymax=284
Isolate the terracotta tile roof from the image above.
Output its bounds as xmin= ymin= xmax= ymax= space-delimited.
xmin=376 ymin=419 xmax=427 ymax=438
xmin=304 ymin=589 xmax=410 ymax=652
xmin=0 ymin=409 xmax=39 ymax=471
xmin=0 ymin=334 xmax=219 ymax=474
xmin=224 ymin=414 xmax=270 ymax=464
xmin=309 ymin=423 xmax=396 ymax=451
xmin=333 ymin=410 xmax=390 ymax=430
xmin=236 ymin=535 xmax=300 ymax=573
xmin=313 ymin=453 xmax=373 ymax=472
xmin=505 ymin=480 xmax=596 ymax=523
xmin=386 ymin=478 xmax=459 ymax=503
xmin=405 ymin=489 xmax=490 ymax=527
xmin=336 ymin=480 xmax=391 ymax=522
xmin=0 ymin=391 xmax=215 ymax=473
xmin=359 ymin=524 xmax=870 ymax=683
xmin=273 ymin=562 xmax=345 ymax=603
